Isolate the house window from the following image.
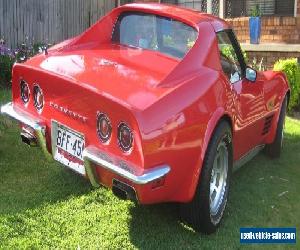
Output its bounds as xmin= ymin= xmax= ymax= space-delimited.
xmin=161 ymin=0 xmax=206 ymax=11
xmin=119 ymin=0 xmax=134 ymax=5
xmin=225 ymin=0 xmax=295 ymax=17
xmin=161 ymin=0 xmax=220 ymax=16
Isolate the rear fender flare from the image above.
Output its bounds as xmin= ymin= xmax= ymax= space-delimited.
xmin=187 ymin=107 xmax=232 ymax=201
xmin=264 ymin=71 xmax=289 ymax=144
xmin=265 ymin=90 xmax=289 ymax=144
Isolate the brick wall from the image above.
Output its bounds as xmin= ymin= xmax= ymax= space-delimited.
xmin=128 ymin=0 xmax=300 ymax=70
xmin=247 ymin=51 xmax=300 ymax=69
xmin=226 ymin=16 xmax=300 ymax=44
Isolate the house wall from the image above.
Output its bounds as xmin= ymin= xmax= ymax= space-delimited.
xmin=226 ymin=16 xmax=300 ymax=44
xmin=246 ymin=51 xmax=300 ymax=69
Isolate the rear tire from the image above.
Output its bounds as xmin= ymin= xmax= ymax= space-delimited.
xmin=180 ymin=121 xmax=233 ymax=234
xmin=264 ymin=96 xmax=287 ymax=158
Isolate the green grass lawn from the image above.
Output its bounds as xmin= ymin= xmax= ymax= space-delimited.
xmin=0 ymin=87 xmax=299 ymax=249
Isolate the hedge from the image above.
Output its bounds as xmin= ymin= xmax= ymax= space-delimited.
xmin=274 ymin=58 xmax=300 ymax=111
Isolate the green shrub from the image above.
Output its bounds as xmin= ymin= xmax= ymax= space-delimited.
xmin=274 ymin=58 xmax=300 ymax=111
xmin=0 ymin=41 xmax=49 ymax=88
xmin=0 ymin=55 xmax=14 ymax=88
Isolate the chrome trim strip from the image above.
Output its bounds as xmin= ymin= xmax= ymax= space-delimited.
xmin=0 ymin=102 xmax=52 ymax=160
xmin=1 ymin=102 xmax=41 ymax=129
xmin=83 ymin=146 xmax=171 ymax=185
xmin=84 ymin=158 xmax=101 ymax=188
xmin=233 ymin=144 xmax=265 ymax=171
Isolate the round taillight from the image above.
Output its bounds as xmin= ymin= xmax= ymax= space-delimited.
xmin=97 ymin=113 xmax=112 ymax=143
xmin=33 ymin=85 xmax=44 ymax=112
xmin=118 ymin=122 xmax=133 ymax=152
xmin=20 ymin=80 xmax=30 ymax=104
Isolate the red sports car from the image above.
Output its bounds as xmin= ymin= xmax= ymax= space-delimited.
xmin=1 ymin=3 xmax=289 ymax=233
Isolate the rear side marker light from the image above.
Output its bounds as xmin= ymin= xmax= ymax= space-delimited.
xmin=33 ymin=84 xmax=44 ymax=112
xmin=151 ymin=176 xmax=166 ymax=189
xmin=20 ymin=80 xmax=30 ymax=104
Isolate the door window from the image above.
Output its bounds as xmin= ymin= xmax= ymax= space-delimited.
xmin=217 ymin=31 xmax=244 ymax=84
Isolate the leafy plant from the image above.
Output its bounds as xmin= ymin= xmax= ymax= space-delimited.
xmin=274 ymin=58 xmax=300 ymax=112
xmin=221 ymin=45 xmax=248 ymax=64
xmin=187 ymin=38 xmax=196 ymax=49
xmin=251 ymin=57 xmax=266 ymax=71
xmin=250 ymin=5 xmax=261 ymax=17
xmin=0 ymin=39 xmax=49 ymax=88
xmin=15 ymin=42 xmax=49 ymax=63
xmin=163 ymin=35 xmax=175 ymax=47
xmin=0 ymin=41 xmax=15 ymax=88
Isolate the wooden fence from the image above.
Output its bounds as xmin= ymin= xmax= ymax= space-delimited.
xmin=0 ymin=0 xmax=116 ymax=48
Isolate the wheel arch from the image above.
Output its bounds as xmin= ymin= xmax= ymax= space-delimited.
xmin=265 ymin=90 xmax=289 ymax=144
xmin=200 ymin=110 xmax=233 ymax=161
xmin=219 ymin=114 xmax=233 ymax=134
xmin=188 ymin=108 xmax=234 ymax=202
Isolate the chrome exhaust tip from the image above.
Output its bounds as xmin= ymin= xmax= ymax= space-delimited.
xmin=112 ymin=179 xmax=137 ymax=202
xmin=21 ymin=128 xmax=38 ymax=147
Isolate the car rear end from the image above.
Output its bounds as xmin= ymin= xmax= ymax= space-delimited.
xmin=0 ymin=3 xmax=208 ymax=204
xmin=1 ymin=63 xmax=170 ymax=203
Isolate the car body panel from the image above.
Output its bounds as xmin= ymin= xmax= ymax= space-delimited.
xmin=1 ymin=3 xmax=289 ymax=204
xmin=26 ymin=43 xmax=180 ymax=111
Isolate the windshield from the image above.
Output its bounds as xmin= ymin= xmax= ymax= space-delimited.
xmin=112 ymin=12 xmax=198 ymax=59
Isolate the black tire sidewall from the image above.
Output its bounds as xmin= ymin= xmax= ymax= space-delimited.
xmin=278 ymin=97 xmax=287 ymax=148
xmin=201 ymin=122 xmax=233 ymax=228
xmin=180 ymin=121 xmax=233 ymax=234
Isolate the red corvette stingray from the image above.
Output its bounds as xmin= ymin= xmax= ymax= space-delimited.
xmin=1 ymin=3 xmax=289 ymax=233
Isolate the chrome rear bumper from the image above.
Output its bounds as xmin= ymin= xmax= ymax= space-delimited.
xmin=1 ymin=102 xmax=52 ymax=160
xmin=1 ymin=102 xmax=171 ymax=187
xmin=83 ymin=146 xmax=170 ymax=185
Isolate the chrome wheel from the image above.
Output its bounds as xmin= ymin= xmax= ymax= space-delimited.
xmin=210 ymin=140 xmax=228 ymax=217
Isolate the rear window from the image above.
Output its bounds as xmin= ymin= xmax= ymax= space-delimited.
xmin=112 ymin=12 xmax=198 ymax=59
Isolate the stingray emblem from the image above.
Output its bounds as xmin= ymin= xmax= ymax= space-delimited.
xmin=267 ymin=96 xmax=276 ymax=111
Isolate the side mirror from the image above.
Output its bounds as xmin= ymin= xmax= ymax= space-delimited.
xmin=246 ymin=67 xmax=257 ymax=82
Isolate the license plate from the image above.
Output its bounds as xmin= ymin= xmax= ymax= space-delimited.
xmin=51 ymin=121 xmax=86 ymax=175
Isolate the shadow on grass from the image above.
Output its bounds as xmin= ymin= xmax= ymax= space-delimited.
xmin=0 ymin=122 xmax=92 ymax=216
xmin=127 ymin=127 xmax=300 ymax=249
